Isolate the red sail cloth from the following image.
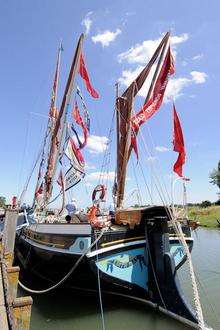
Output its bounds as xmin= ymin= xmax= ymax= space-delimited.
xmin=79 ymin=53 xmax=99 ymax=99
xmin=173 ymin=104 xmax=186 ymax=177
xmin=72 ymin=101 xmax=88 ymax=149
xmin=131 ymin=46 xmax=174 ymax=132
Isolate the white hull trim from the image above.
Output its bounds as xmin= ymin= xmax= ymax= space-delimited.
xmin=169 ymin=237 xmax=194 ymax=242
xmin=86 ymin=240 xmax=146 ymax=258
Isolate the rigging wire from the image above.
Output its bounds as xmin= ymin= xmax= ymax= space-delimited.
xmin=145 ymin=122 xmax=172 ymax=202
xmin=17 ymin=113 xmax=32 ymax=197
xmin=131 ymin=155 xmax=143 ymax=206
xmin=19 ymin=143 xmax=44 ymax=205
xmin=131 ymin=119 xmax=206 ymax=328
xmin=96 ymin=108 xmax=116 ymax=208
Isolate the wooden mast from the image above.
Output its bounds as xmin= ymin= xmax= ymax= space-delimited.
xmin=116 ymin=33 xmax=170 ymax=209
xmin=44 ymin=34 xmax=84 ymax=207
xmin=116 ymin=91 xmax=133 ymax=208
xmin=32 ymin=43 xmax=62 ymax=208
xmin=115 ymin=82 xmax=120 ymax=186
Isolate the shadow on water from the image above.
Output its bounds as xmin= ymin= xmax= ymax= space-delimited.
xmin=18 ymin=286 xmax=191 ymax=330
xmin=18 ymin=228 xmax=220 ymax=330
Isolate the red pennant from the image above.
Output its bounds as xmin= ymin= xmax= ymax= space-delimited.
xmin=79 ymin=53 xmax=99 ymax=99
xmin=69 ymin=136 xmax=85 ymax=165
xmin=72 ymin=101 xmax=88 ymax=149
xmin=131 ymin=129 xmax=139 ymax=160
xmin=35 ymin=182 xmax=43 ymax=197
xmin=57 ymin=170 xmax=64 ymax=189
xmin=173 ymin=104 xmax=186 ymax=177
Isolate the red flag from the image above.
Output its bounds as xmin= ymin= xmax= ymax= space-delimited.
xmin=79 ymin=53 xmax=99 ymax=99
xmin=173 ymin=104 xmax=186 ymax=177
xmin=57 ymin=170 xmax=64 ymax=189
xmin=69 ymin=136 xmax=85 ymax=165
xmin=131 ymin=46 xmax=174 ymax=132
xmin=72 ymin=101 xmax=88 ymax=148
xmin=35 ymin=182 xmax=43 ymax=198
xmin=131 ymin=129 xmax=139 ymax=160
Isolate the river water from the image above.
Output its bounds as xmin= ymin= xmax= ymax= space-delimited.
xmin=19 ymin=228 xmax=220 ymax=330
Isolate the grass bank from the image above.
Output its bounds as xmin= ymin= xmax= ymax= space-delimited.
xmin=188 ymin=205 xmax=220 ymax=229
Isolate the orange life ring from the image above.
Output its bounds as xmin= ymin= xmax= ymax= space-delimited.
xmin=92 ymin=184 xmax=106 ymax=204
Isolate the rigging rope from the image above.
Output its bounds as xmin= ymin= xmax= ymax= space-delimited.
xmin=131 ymin=116 xmax=206 ymax=329
xmin=18 ymin=228 xmax=106 ymax=294
xmin=95 ymin=231 xmax=106 ymax=330
xmin=131 ymin=155 xmax=143 ymax=206
xmin=19 ymin=139 xmax=45 ymax=205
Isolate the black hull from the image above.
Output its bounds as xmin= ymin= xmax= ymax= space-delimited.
xmin=14 ymin=206 xmax=199 ymax=328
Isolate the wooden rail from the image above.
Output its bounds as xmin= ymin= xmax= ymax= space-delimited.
xmin=0 ymin=210 xmax=32 ymax=329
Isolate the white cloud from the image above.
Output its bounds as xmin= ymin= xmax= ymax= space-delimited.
xmin=92 ymin=29 xmax=121 ymax=47
xmin=119 ymin=68 xmax=207 ymax=101
xmin=118 ymin=32 xmax=207 ymax=102
xmin=85 ymin=163 xmax=96 ymax=170
xmin=165 ymin=72 xmax=207 ymax=100
xmin=81 ymin=12 xmax=93 ymax=35
xmin=190 ymin=71 xmax=207 ymax=84
xmin=87 ymin=135 xmax=109 ymax=154
xmin=125 ymin=12 xmax=136 ymax=16
xmin=181 ymin=60 xmax=188 ymax=67
xmin=118 ymin=64 xmax=155 ymax=98
xmin=170 ymin=33 xmax=188 ymax=45
xmin=147 ymin=156 xmax=156 ymax=162
xmin=155 ymin=146 xmax=170 ymax=152
xmin=165 ymin=77 xmax=191 ymax=100
xmin=86 ymin=171 xmax=115 ymax=181
xmin=118 ymin=33 xmax=188 ymax=64
xmin=192 ymin=54 xmax=203 ymax=61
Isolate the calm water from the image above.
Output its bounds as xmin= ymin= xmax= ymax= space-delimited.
xmin=18 ymin=228 xmax=220 ymax=330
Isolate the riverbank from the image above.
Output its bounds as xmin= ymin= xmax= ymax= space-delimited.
xmin=188 ymin=205 xmax=220 ymax=228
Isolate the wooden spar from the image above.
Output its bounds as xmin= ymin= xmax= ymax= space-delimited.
xmin=41 ymin=42 xmax=63 ymax=207
xmin=116 ymin=90 xmax=133 ymax=208
xmin=115 ymin=32 xmax=170 ymax=208
xmin=115 ymin=82 xmax=120 ymax=189
xmin=144 ymin=32 xmax=170 ymax=104
xmin=44 ymin=34 xmax=84 ymax=206
xmin=126 ymin=32 xmax=170 ymax=169
xmin=30 ymin=43 xmax=62 ymax=208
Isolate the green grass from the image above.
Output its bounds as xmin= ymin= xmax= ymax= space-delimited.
xmin=188 ymin=205 xmax=220 ymax=228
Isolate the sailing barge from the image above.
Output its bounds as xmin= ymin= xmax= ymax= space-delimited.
xmin=15 ymin=32 xmax=204 ymax=329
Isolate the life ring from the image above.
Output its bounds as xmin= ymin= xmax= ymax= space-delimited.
xmin=92 ymin=184 xmax=106 ymax=204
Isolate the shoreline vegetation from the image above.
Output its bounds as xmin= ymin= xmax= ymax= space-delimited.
xmin=188 ymin=205 xmax=220 ymax=229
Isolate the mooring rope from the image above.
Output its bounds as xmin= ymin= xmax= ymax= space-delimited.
xmin=18 ymin=228 xmax=106 ymax=294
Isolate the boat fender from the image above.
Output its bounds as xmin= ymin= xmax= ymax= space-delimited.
xmin=92 ymin=184 xmax=106 ymax=204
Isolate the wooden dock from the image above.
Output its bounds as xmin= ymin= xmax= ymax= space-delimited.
xmin=0 ymin=210 xmax=32 ymax=329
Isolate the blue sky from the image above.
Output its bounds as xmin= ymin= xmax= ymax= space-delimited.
xmin=0 ymin=0 xmax=219 ymax=207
